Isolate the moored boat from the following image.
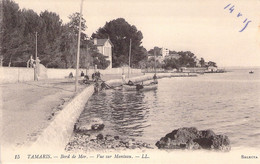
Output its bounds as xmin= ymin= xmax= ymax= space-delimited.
xmin=249 ymin=71 xmax=254 ymax=74
xmin=123 ymin=83 xmax=158 ymax=91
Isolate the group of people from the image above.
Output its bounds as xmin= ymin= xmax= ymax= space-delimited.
xmin=80 ymin=71 xmax=102 ymax=85
xmin=72 ymin=71 xmax=158 ymax=92
xmin=92 ymin=71 xmax=101 ymax=81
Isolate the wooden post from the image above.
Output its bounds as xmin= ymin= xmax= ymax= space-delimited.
xmin=34 ymin=32 xmax=38 ymax=81
xmin=128 ymin=39 xmax=131 ymax=78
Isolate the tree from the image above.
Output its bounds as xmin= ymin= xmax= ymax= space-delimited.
xmin=199 ymin=58 xmax=205 ymax=67
xmin=178 ymin=51 xmax=196 ymax=67
xmin=208 ymin=61 xmax=217 ymax=67
xmin=0 ymin=0 xmax=3 ymax=59
xmin=57 ymin=13 xmax=109 ymax=69
xmin=148 ymin=47 xmax=161 ymax=56
xmin=2 ymin=0 xmax=26 ymax=66
xmin=92 ymin=18 xmax=146 ymax=68
xmin=163 ymin=58 xmax=180 ymax=70
xmin=1 ymin=1 xmax=110 ymax=69
xmin=68 ymin=12 xmax=87 ymax=35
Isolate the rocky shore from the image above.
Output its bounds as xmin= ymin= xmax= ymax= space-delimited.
xmin=155 ymin=127 xmax=231 ymax=151
xmin=67 ymin=117 xmax=231 ymax=153
xmin=66 ymin=117 xmax=153 ymax=152
xmin=65 ymin=133 xmax=153 ymax=152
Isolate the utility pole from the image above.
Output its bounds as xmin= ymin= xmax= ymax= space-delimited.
xmin=75 ymin=0 xmax=84 ymax=92
xmin=0 ymin=0 xmax=3 ymax=66
xmin=128 ymin=38 xmax=131 ymax=78
xmin=34 ymin=32 xmax=38 ymax=81
xmin=86 ymin=43 xmax=88 ymax=75
xmin=154 ymin=47 xmax=156 ymax=74
xmin=35 ymin=32 xmax=38 ymax=60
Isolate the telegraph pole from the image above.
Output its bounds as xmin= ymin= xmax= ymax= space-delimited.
xmin=128 ymin=39 xmax=131 ymax=78
xmin=154 ymin=47 xmax=156 ymax=74
xmin=34 ymin=32 xmax=38 ymax=81
xmin=0 ymin=0 xmax=3 ymax=66
xmin=35 ymin=32 xmax=38 ymax=60
xmin=75 ymin=0 xmax=84 ymax=92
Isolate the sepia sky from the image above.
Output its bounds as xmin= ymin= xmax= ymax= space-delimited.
xmin=14 ymin=0 xmax=260 ymax=67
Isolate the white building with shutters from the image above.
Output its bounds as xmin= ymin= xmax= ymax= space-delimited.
xmin=93 ymin=38 xmax=113 ymax=68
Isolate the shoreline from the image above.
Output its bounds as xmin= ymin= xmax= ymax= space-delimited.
xmin=0 ymin=73 xmax=143 ymax=149
xmin=1 ymin=72 xmax=196 ymax=151
xmin=65 ymin=72 xmax=198 ymax=152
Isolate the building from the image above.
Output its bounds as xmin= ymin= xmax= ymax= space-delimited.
xmin=195 ymin=58 xmax=201 ymax=67
xmin=207 ymin=66 xmax=218 ymax=72
xmin=93 ymin=38 xmax=113 ymax=69
xmin=160 ymin=47 xmax=169 ymax=58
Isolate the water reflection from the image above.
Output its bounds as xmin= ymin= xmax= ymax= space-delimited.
xmin=77 ymin=70 xmax=260 ymax=148
xmin=78 ymin=90 xmax=155 ymax=137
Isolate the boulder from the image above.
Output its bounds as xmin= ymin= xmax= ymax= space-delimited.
xmin=155 ymin=127 xmax=230 ymax=151
xmin=74 ymin=118 xmax=105 ymax=132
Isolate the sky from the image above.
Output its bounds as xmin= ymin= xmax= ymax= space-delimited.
xmin=14 ymin=0 xmax=260 ymax=67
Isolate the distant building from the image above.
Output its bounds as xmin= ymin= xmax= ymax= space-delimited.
xmin=160 ymin=47 xmax=169 ymax=58
xmin=207 ymin=66 xmax=218 ymax=72
xmin=93 ymin=38 xmax=113 ymax=69
xmin=195 ymin=58 xmax=201 ymax=67
xmin=147 ymin=47 xmax=170 ymax=65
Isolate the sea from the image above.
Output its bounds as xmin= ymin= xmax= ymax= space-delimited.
xmin=77 ymin=68 xmax=260 ymax=149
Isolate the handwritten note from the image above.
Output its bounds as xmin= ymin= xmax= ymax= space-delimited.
xmin=224 ymin=4 xmax=252 ymax=32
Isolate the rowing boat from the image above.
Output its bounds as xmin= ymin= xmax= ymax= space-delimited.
xmin=123 ymin=83 xmax=158 ymax=91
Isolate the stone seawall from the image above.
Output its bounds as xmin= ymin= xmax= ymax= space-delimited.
xmin=106 ymin=73 xmax=197 ymax=87
xmin=31 ymin=85 xmax=94 ymax=151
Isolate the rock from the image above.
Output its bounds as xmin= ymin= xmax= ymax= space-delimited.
xmin=91 ymin=124 xmax=105 ymax=130
xmin=114 ymin=136 xmax=120 ymax=140
xmin=74 ymin=118 xmax=105 ymax=132
xmin=105 ymin=135 xmax=114 ymax=141
xmin=66 ymin=132 xmax=153 ymax=152
xmin=155 ymin=127 xmax=230 ymax=151
xmin=96 ymin=134 xmax=104 ymax=140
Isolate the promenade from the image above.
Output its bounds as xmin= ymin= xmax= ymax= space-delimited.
xmin=0 ymin=73 xmax=143 ymax=147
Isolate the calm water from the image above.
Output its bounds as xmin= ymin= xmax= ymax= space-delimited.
xmin=78 ymin=68 xmax=260 ymax=149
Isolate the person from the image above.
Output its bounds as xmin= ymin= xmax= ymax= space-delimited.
xmin=92 ymin=73 xmax=95 ymax=81
xmin=122 ymin=73 xmax=126 ymax=84
xmin=83 ymin=75 xmax=89 ymax=84
xmin=81 ymin=71 xmax=85 ymax=77
xmin=96 ymin=71 xmax=101 ymax=80
xmin=152 ymin=74 xmax=158 ymax=84
xmin=127 ymin=80 xmax=134 ymax=86
xmin=69 ymin=72 xmax=73 ymax=78
xmin=94 ymin=81 xmax=99 ymax=93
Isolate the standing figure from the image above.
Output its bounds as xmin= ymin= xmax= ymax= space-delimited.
xmin=122 ymin=73 xmax=126 ymax=84
xmin=81 ymin=71 xmax=85 ymax=77
xmin=69 ymin=72 xmax=73 ymax=78
xmin=153 ymin=74 xmax=158 ymax=84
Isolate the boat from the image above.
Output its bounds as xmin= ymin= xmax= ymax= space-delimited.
xmin=123 ymin=83 xmax=158 ymax=91
xmin=249 ymin=71 xmax=254 ymax=74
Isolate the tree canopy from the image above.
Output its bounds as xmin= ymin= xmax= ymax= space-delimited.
xmin=1 ymin=0 xmax=109 ymax=69
xmin=146 ymin=47 xmax=217 ymax=70
xmin=1 ymin=0 xmax=216 ymax=70
xmin=92 ymin=18 xmax=147 ymax=68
